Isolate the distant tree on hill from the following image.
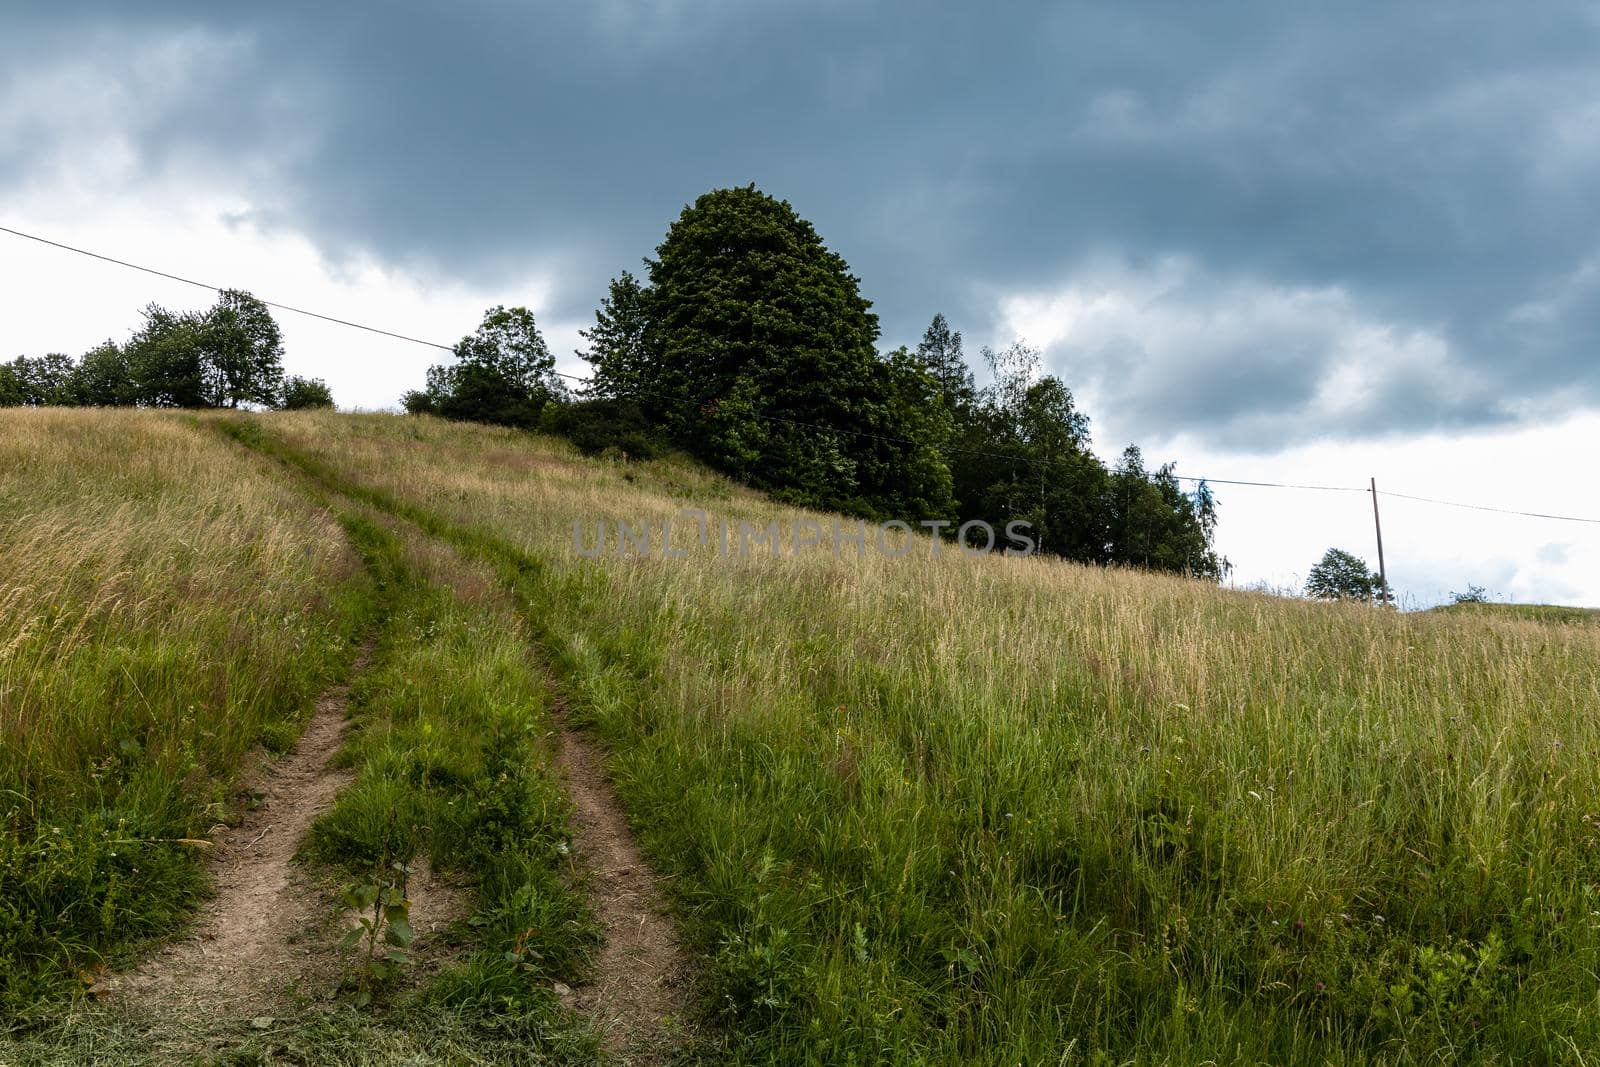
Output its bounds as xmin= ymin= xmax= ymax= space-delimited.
xmin=916 ymin=313 xmax=977 ymax=413
xmin=404 ymin=306 xmax=565 ymax=428
xmin=65 ymin=341 xmax=138 ymax=406
xmin=580 ymin=271 xmax=653 ymax=402
xmin=114 ymin=292 xmax=288 ymax=409
xmin=0 ymin=363 xmax=20 ymax=406
xmin=0 ymin=354 xmax=75 ymax=405
xmin=282 ymin=376 xmax=335 ymax=410
xmin=1106 ymin=447 xmax=1223 ymax=578
xmin=200 ymin=289 xmax=285 ymax=408
xmin=1306 ymin=548 xmax=1380 ymax=602
xmin=5 ymin=294 xmax=289 ymax=411
xmin=1452 ymin=584 xmax=1489 ymax=605
xmin=127 ymin=305 xmax=208 ymax=408
xmin=939 ymin=336 xmax=1226 ymax=578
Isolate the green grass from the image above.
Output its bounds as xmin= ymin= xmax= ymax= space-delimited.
xmin=0 ymin=1001 xmax=598 ymax=1066
xmin=1433 ymin=602 xmax=1598 ymax=625
xmin=10 ymin=406 xmax=1600 ymax=1063
xmin=0 ymin=410 xmax=371 ymax=1012
xmin=302 ymin=504 xmax=599 ymax=1041
xmin=3 ymin=410 xmax=603 ymax=1063
xmin=250 ymin=409 xmax=1600 ymax=1065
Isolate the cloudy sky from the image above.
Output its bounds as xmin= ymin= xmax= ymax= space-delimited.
xmin=3 ymin=1 xmax=1598 ymax=606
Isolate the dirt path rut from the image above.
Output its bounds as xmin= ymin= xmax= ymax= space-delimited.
xmin=554 ymin=708 xmax=692 ymax=1064
xmin=107 ymin=654 xmax=368 ymax=1012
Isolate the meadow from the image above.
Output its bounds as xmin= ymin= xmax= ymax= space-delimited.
xmin=252 ymin=410 xmax=1600 ymax=1064
xmin=3 ymin=406 xmax=1599 ymax=1064
xmin=0 ymin=410 xmax=597 ymax=1062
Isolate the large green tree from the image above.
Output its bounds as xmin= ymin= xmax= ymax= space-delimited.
xmin=638 ymin=184 xmax=952 ymax=519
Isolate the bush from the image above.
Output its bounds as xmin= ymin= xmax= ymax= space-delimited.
xmin=539 ymin=398 xmax=664 ymax=459
xmin=282 ymin=376 xmax=335 ymax=410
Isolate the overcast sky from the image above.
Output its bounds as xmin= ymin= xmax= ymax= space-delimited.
xmin=3 ymin=2 xmax=1597 ymax=606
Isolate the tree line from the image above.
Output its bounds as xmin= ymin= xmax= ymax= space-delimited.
xmin=1 ymin=290 xmax=333 ymax=411
xmin=407 ymin=184 xmax=1227 ymax=579
xmin=2 ymin=185 xmax=1226 ymax=577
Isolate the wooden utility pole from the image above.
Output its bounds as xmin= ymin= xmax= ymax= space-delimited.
xmin=1370 ymin=477 xmax=1390 ymax=606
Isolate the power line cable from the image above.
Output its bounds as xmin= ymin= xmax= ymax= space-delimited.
xmin=5 ymin=223 xmax=1594 ymax=523
xmin=0 ymin=224 xmax=455 ymax=352
xmin=1378 ymin=489 xmax=1600 ymax=525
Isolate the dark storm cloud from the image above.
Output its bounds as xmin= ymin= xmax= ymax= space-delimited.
xmin=4 ymin=1 xmax=1599 ymax=447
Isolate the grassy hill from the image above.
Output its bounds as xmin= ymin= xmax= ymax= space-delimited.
xmin=1431 ymin=601 xmax=1598 ymax=625
xmin=5 ymin=407 xmax=1600 ymax=1063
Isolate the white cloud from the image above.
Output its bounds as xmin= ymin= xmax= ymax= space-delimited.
xmin=995 ymin=256 xmax=1487 ymax=448
xmin=0 ymin=32 xmax=586 ymax=409
xmin=1138 ymin=415 xmax=1600 ymax=609
xmin=1 ymin=195 xmax=584 ymax=409
xmin=990 ymin=259 xmax=1600 ymax=608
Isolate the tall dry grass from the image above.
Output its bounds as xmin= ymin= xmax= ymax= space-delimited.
xmin=0 ymin=408 xmax=366 ymax=1008
xmin=257 ymin=409 xmax=1600 ymax=1062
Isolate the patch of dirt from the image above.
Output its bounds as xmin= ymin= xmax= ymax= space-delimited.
xmin=554 ymin=709 xmax=693 ymax=1064
xmin=104 ymin=652 xmax=373 ymax=1014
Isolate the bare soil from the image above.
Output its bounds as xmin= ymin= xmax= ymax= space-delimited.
xmin=99 ymin=623 xmax=693 ymax=1062
xmin=553 ymin=708 xmax=693 ymax=1064
xmin=100 ymin=649 xmax=468 ymax=1015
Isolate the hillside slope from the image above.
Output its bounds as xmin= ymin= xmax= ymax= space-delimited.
xmin=250 ymin=410 xmax=1600 ymax=1064
xmin=5 ymin=408 xmax=1600 ymax=1064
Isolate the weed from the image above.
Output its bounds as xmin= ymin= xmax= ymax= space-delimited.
xmin=339 ymin=860 xmax=415 ymax=1007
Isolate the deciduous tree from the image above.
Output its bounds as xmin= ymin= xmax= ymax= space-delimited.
xmin=1305 ymin=548 xmax=1379 ymax=601
xmin=65 ymin=341 xmax=137 ymax=407
xmin=580 ymin=271 xmax=653 ymax=402
xmin=282 ymin=375 xmax=335 ymax=410
xmin=405 ymin=306 xmax=564 ymax=428
xmin=200 ymin=290 xmax=284 ymax=408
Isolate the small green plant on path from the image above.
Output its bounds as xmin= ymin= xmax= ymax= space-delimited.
xmin=340 ymin=859 xmax=415 ymax=1007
